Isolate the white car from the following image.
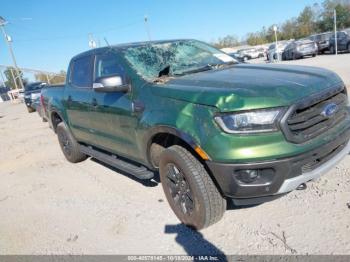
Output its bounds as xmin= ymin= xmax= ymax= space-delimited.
xmin=238 ymin=48 xmax=261 ymax=61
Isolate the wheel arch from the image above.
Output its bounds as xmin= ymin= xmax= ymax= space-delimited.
xmin=144 ymin=126 xmax=210 ymax=170
xmin=146 ymin=126 xmax=227 ymax=199
xmin=50 ymin=110 xmax=65 ymax=133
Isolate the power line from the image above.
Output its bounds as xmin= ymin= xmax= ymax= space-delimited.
xmin=13 ymin=19 xmax=143 ymax=43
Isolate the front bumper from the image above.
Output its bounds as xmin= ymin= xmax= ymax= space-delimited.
xmin=207 ymin=128 xmax=350 ymax=203
xmin=296 ymin=50 xmax=317 ymax=57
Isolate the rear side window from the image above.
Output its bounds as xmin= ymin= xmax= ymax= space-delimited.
xmin=95 ymin=53 xmax=126 ymax=79
xmin=70 ymin=56 xmax=93 ymax=88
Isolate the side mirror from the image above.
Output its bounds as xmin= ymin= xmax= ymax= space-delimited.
xmin=93 ymin=75 xmax=130 ymax=93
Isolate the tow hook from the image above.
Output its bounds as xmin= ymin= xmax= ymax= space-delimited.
xmin=297 ymin=183 xmax=307 ymax=190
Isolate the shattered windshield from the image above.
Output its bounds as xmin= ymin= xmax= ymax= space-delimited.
xmin=121 ymin=40 xmax=237 ymax=81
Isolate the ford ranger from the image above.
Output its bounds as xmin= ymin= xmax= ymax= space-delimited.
xmin=41 ymin=39 xmax=350 ymax=229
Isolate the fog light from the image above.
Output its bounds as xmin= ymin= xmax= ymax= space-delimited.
xmin=235 ymin=169 xmax=260 ymax=184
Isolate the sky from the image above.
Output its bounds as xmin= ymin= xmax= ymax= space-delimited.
xmin=0 ymin=0 xmax=321 ymax=74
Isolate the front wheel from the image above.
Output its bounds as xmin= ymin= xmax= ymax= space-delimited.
xmin=27 ymin=106 xmax=35 ymax=113
xmin=159 ymin=145 xmax=226 ymax=230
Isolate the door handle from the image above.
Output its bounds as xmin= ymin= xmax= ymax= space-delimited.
xmin=92 ymin=98 xmax=98 ymax=107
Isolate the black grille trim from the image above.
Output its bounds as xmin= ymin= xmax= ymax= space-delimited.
xmin=281 ymin=84 xmax=349 ymax=143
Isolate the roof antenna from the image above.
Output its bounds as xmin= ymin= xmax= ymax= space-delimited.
xmin=104 ymin=37 xmax=110 ymax=47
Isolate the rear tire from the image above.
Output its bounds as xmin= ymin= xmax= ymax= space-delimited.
xmin=56 ymin=122 xmax=87 ymax=163
xmin=159 ymin=145 xmax=226 ymax=230
xmin=281 ymin=53 xmax=286 ymax=61
xmin=347 ymin=43 xmax=350 ymax=53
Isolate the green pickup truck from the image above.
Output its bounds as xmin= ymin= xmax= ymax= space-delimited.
xmin=41 ymin=39 xmax=350 ymax=229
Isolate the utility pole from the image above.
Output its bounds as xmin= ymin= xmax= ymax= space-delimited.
xmin=45 ymin=73 xmax=51 ymax=85
xmin=273 ymin=25 xmax=279 ymax=61
xmin=88 ymin=33 xmax=97 ymax=49
xmin=9 ymin=68 xmax=18 ymax=90
xmin=0 ymin=16 xmax=24 ymax=89
xmin=144 ymin=15 xmax=152 ymax=41
xmin=334 ymin=9 xmax=338 ymax=55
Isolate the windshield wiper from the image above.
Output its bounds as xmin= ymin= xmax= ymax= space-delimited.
xmin=174 ymin=62 xmax=237 ymax=76
xmin=174 ymin=64 xmax=213 ymax=76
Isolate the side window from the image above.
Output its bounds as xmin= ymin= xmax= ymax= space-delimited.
xmin=337 ymin=32 xmax=345 ymax=38
xmin=70 ymin=56 xmax=93 ymax=88
xmin=95 ymin=53 xmax=126 ymax=80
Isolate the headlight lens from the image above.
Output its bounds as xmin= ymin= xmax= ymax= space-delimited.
xmin=214 ymin=108 xmax=284 ymax=133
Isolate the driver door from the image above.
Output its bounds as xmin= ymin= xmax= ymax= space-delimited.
xmin=88 ymin=52 xmax=140 ymax=160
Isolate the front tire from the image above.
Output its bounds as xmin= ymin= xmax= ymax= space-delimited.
xmin=159 ymin=145 xmax=226 ymax=230
xmin=27 ymin=106 xmax=35 ymax=113
xmin=56 ymin=122 xmax=87 ymax=163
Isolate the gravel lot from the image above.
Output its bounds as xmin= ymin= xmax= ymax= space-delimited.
xmin=1 ymin=54 xmax=350 ymax=256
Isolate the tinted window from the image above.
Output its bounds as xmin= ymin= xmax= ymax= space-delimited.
xmin=71 ymin=56 xmax=93 ymax=87
xmin=339 ymin=32 xmax=346 ymax=38
xmin=95 ymin=53 xmax=126 ymax=79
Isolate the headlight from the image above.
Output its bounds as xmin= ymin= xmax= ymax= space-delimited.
xmin=214 ymin=108 xmax=284 ymax=134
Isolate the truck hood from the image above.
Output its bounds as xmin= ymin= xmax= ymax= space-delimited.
xmin=151 ymin=64 xmax=343 ymax=112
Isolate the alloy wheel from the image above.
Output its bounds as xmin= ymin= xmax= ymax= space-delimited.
xmin=165 ymin=163 xmax=194 ymax=215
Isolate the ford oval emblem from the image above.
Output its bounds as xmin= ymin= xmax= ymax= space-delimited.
xmin=321 ymin=103 xmax=338 ymax=117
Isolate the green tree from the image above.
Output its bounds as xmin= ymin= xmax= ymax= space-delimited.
xmin=296 ymin=6 xmax=317 ymax=38
xmin=319 ymin=0 xmax=350 ymax=31
xmin=35 ymin=70 xmax=66 ymax=85
xmin=4 ymin=66 xmax=26 ymax=90
xmin=212 ymin=35 xmax=239 ymax=48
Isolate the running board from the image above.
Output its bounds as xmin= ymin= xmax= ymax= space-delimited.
xmin=80 ymin=145 xmax=154 ymax=180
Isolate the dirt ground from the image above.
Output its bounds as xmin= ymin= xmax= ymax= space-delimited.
xmin=1 ymin=54 xmax=350 ymax=255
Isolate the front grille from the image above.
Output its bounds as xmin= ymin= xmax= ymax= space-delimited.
xmin=283 ymin=86 xmax=349 ymax=143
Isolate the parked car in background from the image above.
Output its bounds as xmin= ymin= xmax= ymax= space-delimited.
xmin=282 ymin=39 xmax=318 ymax=60
xmin=329 ymin=31 xmax=350 ymax=54
xmin=267 ymin=41 xmax=290 ymax=61
xmin=0 ymin=86 xmax=11 ymax=102
xmin=237 ymin=48 xmax=260 ymax=61
xmin=309 ymin=32 xmax=333 ymax=54
xmin=256 ymin=47 xmax=267 ymax=58
xmin=227 ymin=52 xmax=245 ymax=63
xmin=24 ymin=82 xmax=46 ymax=112
xmin=41 ymin=39 xmax=350 ymax=229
